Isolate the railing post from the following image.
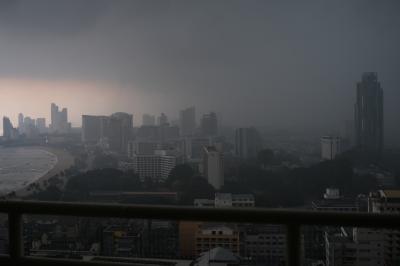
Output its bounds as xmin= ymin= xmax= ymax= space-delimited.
xmin=9 ymin=211 xmax=23 ymax=265
xmin=286 ymin=223 xmax=301 ymax=266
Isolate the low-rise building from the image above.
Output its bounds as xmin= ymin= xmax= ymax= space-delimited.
xmin=194 ymin=193 xmax=255 ymax=208
xmin=215 ymin=193 xmax=255 ymax=208
xmin=195 ymin=224 xmax=240 ymax=257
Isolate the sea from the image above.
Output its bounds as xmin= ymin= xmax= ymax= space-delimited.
xmin=0 ymin=147 xmax=57 ymax=195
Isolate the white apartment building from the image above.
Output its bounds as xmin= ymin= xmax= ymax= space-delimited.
xmin=194 ymin=193 xmax=255 ymax=208
xmin=132 ymin=150 xmax=176 ymax=182
xmin=215 ymin=193 xmax=255 ymax=208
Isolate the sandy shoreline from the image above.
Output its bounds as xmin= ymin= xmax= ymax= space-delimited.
xmin=14 ymin=146 xmax=75 ymax=198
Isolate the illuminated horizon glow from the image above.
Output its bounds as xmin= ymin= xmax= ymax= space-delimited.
xmin=0 ymin=78 xmax=152 ymax=132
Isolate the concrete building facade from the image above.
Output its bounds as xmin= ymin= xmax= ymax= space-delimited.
xmin=203 ymin=146 xmax=224 ymax=190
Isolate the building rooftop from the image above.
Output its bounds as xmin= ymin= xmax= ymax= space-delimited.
xmin=90 ymin=191 xmax=178 ymax=196
xmin=311 ymin=198 xmax=358 ymax=209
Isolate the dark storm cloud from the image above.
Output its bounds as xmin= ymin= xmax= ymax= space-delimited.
xmin=0 ymin=1 xmax=399 ymax=143
xmin=0 ymin=0 xmax=109 ymax=35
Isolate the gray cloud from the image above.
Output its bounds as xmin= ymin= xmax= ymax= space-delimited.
xmin=0 ymin=0 xmax=109 ymax=35
xmin=0 ymin=1 xmax=399 ymax=144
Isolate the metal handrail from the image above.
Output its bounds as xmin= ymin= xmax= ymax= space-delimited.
xmin=0 ymin=200 xmax=399 ymax=266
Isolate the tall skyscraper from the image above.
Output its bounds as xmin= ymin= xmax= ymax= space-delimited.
xmin=179 ymin=107 xmax=196 ymax=136
xmin=18 ymin=113 xmax=24 ymax=133
xmin=200 ymin=112 xmax=218 ymax=137
xmin=36 ymin=118 xmax=47 ymax=134
xmin=3 ymin=117 xmax=14 ymax=139
xmin=142 ymin=114 xmax=156 ymax=126
xmin=110 ymin=112 xmax=134 ymax=153
xmin=82 ymin=113 xmax=133 ymax=154
xmin=203 ymin=146 xmax=224 ymax=190
xmin=50 ymin=103 xmax=71 ymax=134
xmin=82 ymin=115 xmax=109 ymax=143
xmin=22 ymin=116 xmax=38 ymax=137
xmin=50 ymin=103 xmax=58 ymax=129
xmin=354 ymin=72 xmax=384 ymax=153
xmin=158 ymin=113 xmax=169 ymax=126
xmin=235 ymin=127 xmax=262 ymax=159
xmin=344 ymin=120 xmax=354 ymax=142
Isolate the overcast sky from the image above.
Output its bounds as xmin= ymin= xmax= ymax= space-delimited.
xmin=0 ymin=1 xmax=399 ymax=144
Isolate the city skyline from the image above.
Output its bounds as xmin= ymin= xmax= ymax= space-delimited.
xmin=1 ymin=71 xmax=394 ymax=147
xmin=0 ymin=2 xmax=400 ymax=265
xmin=0 ymin=1 xmax=399 ymax=145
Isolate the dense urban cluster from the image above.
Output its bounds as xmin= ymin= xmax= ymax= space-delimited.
xmin=0 ymin=72 xmax=399 ymax=266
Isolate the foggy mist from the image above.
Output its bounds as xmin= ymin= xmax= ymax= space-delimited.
xmin=0 ymin=1 xmax=399 ymax=144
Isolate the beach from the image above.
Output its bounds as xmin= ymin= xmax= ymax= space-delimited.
xmin=12 ymin=146 xmax=75 ymax=198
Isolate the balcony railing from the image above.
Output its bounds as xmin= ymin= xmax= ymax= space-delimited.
xmin=0 ymin=200 xmax=400 ymax=266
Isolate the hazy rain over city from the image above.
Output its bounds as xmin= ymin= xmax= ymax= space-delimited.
xmin=1 ymin=2 xmax=400 ymax=266
xmin=0 ymin=1 xmax=399 ymax=144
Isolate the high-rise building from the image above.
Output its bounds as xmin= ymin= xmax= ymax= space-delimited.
xmin=128 ymin=141 xmax=160 ymax=157
xmin=82 ymin=115 xmax=109 ymax=142
xmin=203 ymin=146 xmax=224 ymax=190
xmin=23 ymin=117 xmax=38 ymax=137
xmin=179 ymin=107 xmax=196 ymax=136
xmin=142 ymin=114 xmax=156 ymax=126
xmin=344 ymin=120 xmax=354 ymax=144
xmin=2 ymin=117 xmax=15 ymax=140
xmin=158 ymin=124 xmax=180 ymax=142
xmin=18 ymin=113 xmax=24 ymax=133
xmin=136 ymin=125 xmax=159 ymax=140
xmin=200 ymin=112 xmax=218 ymax=137
xmin=50 ymin=103 xmax=58 ymax=130
xmin=50 ymin=103 xmax=71 ymax=134
xmin=35 ymin=118 xmax=47 ymax=133
xmin=354 ymin=72 xmax=383 ymax=153
xmin=321 ymin=136 xmax=341 ymax=160
xmin=23 ymin=117 xmax=35 ymax=127
xmin=157 ymin=113 xmax=169 ymax=126
xmin=82 ymin=113 xmax=133 ymax=154
xmin=235 ymin=127 xmax=262 ymax=159
xmin=184 ymin=138 xmax=212 ymax=160
xmin=109 ymin=112 xmax=133 ymax=153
